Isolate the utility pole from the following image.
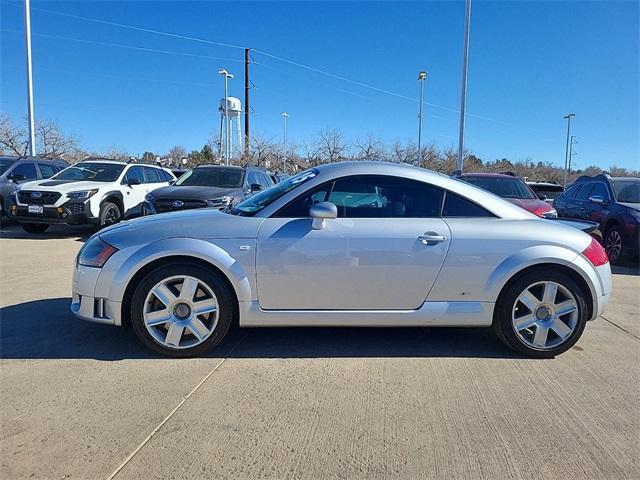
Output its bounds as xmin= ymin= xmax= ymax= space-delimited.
xmin=281 ymin=112 xmax=289 ymax=173
xmin=562 ymin=113 xmax=575 ymax=186
xmin=24 ymin=0 xmax=36 ymax=157
xmin=456 ymin=0 xmax=472 ymax=175
xmin=417 ymin=71 xmax=428 ymax=168
xmin=244 ymin=48 xmax=250 ymax=157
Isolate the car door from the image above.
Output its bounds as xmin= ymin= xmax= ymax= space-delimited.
xmin=121 ymin=165 xmax=148 ymax=212
xmin=255 ymin=174 xmax=451 ymax=310
xmin=143 ymin=166 xmax=170 ymax=192
xmin=574 ymin=182 xmax=595 ymax=220
xmin=586 ymin=182 xmax=612 ymax=228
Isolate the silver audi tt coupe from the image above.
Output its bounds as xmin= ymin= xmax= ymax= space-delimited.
xmin=72 ymin=162 xmax=612 ymax=358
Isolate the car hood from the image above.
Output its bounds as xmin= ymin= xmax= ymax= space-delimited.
xmin=99 ymin=208 xmax=263 ymax=249
xmin=150 ymin=185 xmax=241 ymax=200
xmin=19 ymin=179 xmax=108 ymax=192
xmin=505 ymin=198 xmax=552 ymax=215
xmin=619 ymin=202 xmax=640 ymax=212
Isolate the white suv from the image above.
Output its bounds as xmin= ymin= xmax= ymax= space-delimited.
xmin=9 ymin=160 xmax=175 ymax=233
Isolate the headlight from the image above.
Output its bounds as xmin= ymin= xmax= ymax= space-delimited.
xmin=67 ymin=189 xmax=98 ymax=199
xmin=77 ymin=236 xmax=118 ymax=268
xmin=542 ymin=209 xmax=558 ymax=218
xmin=206 ymin=196 xmax=232 ymax=207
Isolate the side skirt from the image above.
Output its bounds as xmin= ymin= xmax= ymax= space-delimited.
xmin=238 ymin=301 xmax=494 ymax=328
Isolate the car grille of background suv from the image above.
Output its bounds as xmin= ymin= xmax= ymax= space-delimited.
xmin=18 ymin=191 xmax=62 ymax=205
xmin=153 ymin=199 xmax=208 ymax=213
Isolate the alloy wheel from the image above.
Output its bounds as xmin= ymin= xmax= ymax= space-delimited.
xmin=605 ymin=230 xmax=622 ymax=262
xmin=511 ymin=281 xmax=579 ymax=351
xmin=143 ymin=275 xmax=219 ymax=349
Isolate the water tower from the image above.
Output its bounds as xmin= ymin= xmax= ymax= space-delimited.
xmin=218 ymin=97 xmax=242 ymax=161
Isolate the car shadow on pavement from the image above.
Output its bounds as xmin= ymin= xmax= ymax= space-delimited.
xmin=0 ymin=223 xmax=92 ymax=242
xmin=0 ymin=298 xmax=521 ymax=360
xmin=611 ymin=264 xmax=640 ymax=276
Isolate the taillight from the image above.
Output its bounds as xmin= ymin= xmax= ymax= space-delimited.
xmin=582 ymin=237 xmax=608 ymax=266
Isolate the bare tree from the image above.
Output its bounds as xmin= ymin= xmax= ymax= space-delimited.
xmin=167 ymin=145 xmax=187 ymax=165
xmin=389 ymin=140 xmax=417 ymax=164
xmin=315 ymin=128 xmax=349 ymax=163
xmin=354 ymin=134 xmax=385 ymax=161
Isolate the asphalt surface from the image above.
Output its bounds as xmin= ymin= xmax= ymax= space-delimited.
xmin=1 ymin=222 xmax=638 ymax=480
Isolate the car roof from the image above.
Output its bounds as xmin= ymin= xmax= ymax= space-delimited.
xmin=194 ymin=164 xmax=243 ymax=169
xmin=80 ymin=159 xmax=128 ymax=165
xmin=527 ymin=181 xmax=563 ymax=187
xmin=459 ymin=172 xmax=518 ymax=179
xmin=0 ymin=156 xmax=67 ymax=164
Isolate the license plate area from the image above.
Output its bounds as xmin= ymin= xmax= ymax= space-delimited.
xmin=28 ymin=205 xmax=44 ymax=214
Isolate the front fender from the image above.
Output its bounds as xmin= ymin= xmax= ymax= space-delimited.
xmin=95 ymin=237 xmax=254 ymax=309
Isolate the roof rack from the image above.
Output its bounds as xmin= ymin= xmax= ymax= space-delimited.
xmin=574 ymin=173 xmax=611 ymax=183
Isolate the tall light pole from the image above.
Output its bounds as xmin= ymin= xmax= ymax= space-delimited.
xmin=24 ymin=0 xmax=36 ymax=157
xmin=562 ymin=113 xmax=575 ymax=186
xmin=281 ymin=112 xmax=289 ymax=173
xmin=218 ymin=68 xmax=234 ymax=165
xmin=456 ymin=0 xmax=472 ymax=175
xmin=568 ymin=135 xmax=577 ymax=177
xmin=417 ymin=71 xmax=428 ymax=168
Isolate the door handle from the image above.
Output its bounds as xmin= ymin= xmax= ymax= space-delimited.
xmin=418 ymin=233 xmax=447 ymax=245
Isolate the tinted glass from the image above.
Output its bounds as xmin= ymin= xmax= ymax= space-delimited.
xmin=176 ymin=167 xmax=243 ymax=187
xmin=247 ymin=172 xmax=260 ymax=187
xmin=259 ymin=173 xmax=273 ymax=188
xmin=575 ymin=183 xmax=594 ymax=201
xmin=328 ymin=175 xmax=444 ymax=218
xmin=611 ymin=179 xmax=640 ymax=203
xmin=11 ymin=162 xmax=37 ymax=180
xmin=144 ymin=167 xmax=162 ymax=183
xmin=462 ymin=176 xmax=536 ymax=199
xmin=589 ymin=183 xmax=609 ymax=201
xmin=0 ymin=158 xmax=16 ymax=175
xmin=54 ymin=162 xmax=125 ymax=182
xmin=124 ymin=166 xmax=146 ymax=184
xmin=274 ymin=183 xmax=333 ymax=217
xmin=442 ymin=191 xmax=495 ymax=217
xmin=38 ymin=163 xmax=57 ymax=179
xmin=161 ymin=170 xmax=174 ymax=182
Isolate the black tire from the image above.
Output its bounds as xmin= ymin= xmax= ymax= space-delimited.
xmin=604 ymin=224 xmax=629 ymax=265
xmin=99 ymin=202 xmax=122 ymax=229
xmin=21 ymin=223 xmax=49 ymax=234
xmin=130 ymin=263 xmax=235 ymax=357
xmin=493 ymin=269 xmax=588 ymax=358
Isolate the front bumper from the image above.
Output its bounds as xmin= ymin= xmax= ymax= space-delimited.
xmin=10 ymin=199 xmax=98 ymax=225
xmin=71 ymin=264 xmax=122 ymax=325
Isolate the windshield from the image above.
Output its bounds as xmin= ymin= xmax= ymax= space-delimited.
xmin=176 ymin=167 xmax=243 ymax=188
xmin=231 ymin=169 xmax=319 ymax=215
xmin=53 ymin=162 xmax=125 ymax=182
xmin=0 ymin=158 xmax=16 ymax=175
xmin=611 ymin=179 xmax=640 ymax=203
xmin=529 ymin=185 xmax=564 ymax=200
xmin=462 ymin=176 xmax=536 ymax=199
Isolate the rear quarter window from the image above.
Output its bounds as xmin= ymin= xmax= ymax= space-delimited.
xmin=442 ymin=191 xmax=495 ymax=217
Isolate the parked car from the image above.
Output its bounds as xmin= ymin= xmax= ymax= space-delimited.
xmin=143 ymin=165 xmax=274 ymax=215
xmin=171 ymin=168 xmax=189 ymax=179
xmin=527 ymin=181 xmax=565 ymax=205
xmin=555 ymin=174 xmax=639 ymax=264
xmin=459 ymin=173 xmax=557 ymax=218
xmin=0 ymin=156 xmax=68 ymax=216
xmin=8 ymin=160 xmax=174 ymax=233
xmin=72 ymin=161 xmax=610 ymax=359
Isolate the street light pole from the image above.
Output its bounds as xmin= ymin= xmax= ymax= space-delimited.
xmin=417 ymin=71 xmax=428 ymax=168
xmin=218 ymin=68 xmax=234 ymax=165
xmin=456 ymin=0 xmax=472 ymax=175
xmin=568 ymin=135 xmax=577 ymax=177
xmin=24 ymin=0 xmax=36 ymax=157
xmin=281 ymin=112 xmax=289 ymax=173
xmin=563 ymin=113 xmax=575 ymax=186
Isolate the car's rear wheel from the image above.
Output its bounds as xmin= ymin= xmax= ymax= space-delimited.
xmin=493 ymin=269 xmax=587 ymax=358
xmin=21 ymin=223 xmax=49 ymax=234
xmin=130 ymin=263 xmax=234 ymax=357
xmin=604 ymin=225 xmax=629 ymax=265
xmin=99 ymin=202 xmax=122 ymax=229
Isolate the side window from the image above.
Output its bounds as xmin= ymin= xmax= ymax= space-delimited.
xmin=259 ymin=173 xmax=272 ymax=188
xmin=247 ymin=172 xmax=260 ymax=187
xmin=590 ymin=183 xmax=609 ymax=201
xmin=161 ymin=170 xmax=174 ymax=182
xmin=274 ymin=182 xmax=333 ymax=217
xmin=328 ymin=175 xmax=444 ymax=218
xmin=144 ymin=167 xmax=162 ymax=183
xmin=575 ymin=183 xmax=594 ymax=201
xmin=38 ymin=163 xmax=57 ymax=179
xmin=10 ymin=162 xmax=38 ymax=180
xmin=123 ymin=166 xmax=146 ymax=184
xmin=442 ymin=191 xmax=495 ymax=217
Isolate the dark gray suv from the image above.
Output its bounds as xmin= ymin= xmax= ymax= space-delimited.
xmin=142 ymin=165 xmax=275 ymax=215
xmin=0 ymin=156 xmax=68 ymax=216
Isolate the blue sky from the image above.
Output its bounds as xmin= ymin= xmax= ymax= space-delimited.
xmin=1 ymin=1 xmax=638 ymax=169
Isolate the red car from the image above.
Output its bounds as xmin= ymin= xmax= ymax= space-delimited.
xmin=459 ymin=173 xmax=558 ymax=218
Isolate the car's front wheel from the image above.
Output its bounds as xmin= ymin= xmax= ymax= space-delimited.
xmin=99 ymin=202 xmax=122 ymax=229
xmin=493 ymin=269 xmax=587 ymax=358
xmin=21 ymin=223 xmax=49 ymax=234
xmin=130 ymin=263 xmax=234 ymax=357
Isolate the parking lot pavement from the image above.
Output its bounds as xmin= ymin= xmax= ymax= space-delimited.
xmin=1 ymin=222 xmax=639 ymax=480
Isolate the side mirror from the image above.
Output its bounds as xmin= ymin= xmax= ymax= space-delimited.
xmin=537 ymin=193 xmax=547 ymax=200
xmin=127 ymin=178 xmax=141 ymax=186
xmin=8 ymin=174 xmax=26 ymax=183
xmin=310 ymin=201 xmax=337 ymax=230
xmin=588 ymin=195 xmax=604 ymax=205
xmin=250 ymin=183 xmax=262 ymax=192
